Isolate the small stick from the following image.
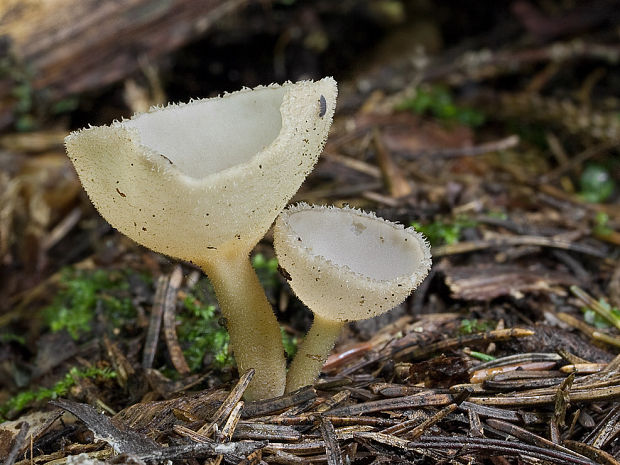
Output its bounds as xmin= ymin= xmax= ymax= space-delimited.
xmin=198 ymin=369 xmax=255 ymax=436
xmin=217 ymin=401 xmax=244 ymax=442
xmin=539 ymin=138 xmax=620 ymax=183
xmin=404 ymin=390 xmax=470 ymax=440
xmin=173 ymin=424 xmax=211 ymax=443
xmin=468 ymin=408 xmax=484 ymax=437
xmin=405 ymin=135 xmax=519 ymax=160
xmin=319 ymin=416 xmax=343 ymax=465
xmin=552 ymin=373 xmax=575 ymax=434
xmin=470 ymin=384 xmax=620 ymax=406
xmin=486 ymin=419 xmax=592 ymax=462
xmin=241 ymin=386 xmax=317 ymax=419
xmin=314 ymin=390 xmax=351 ymax=413
xmin=405 ymin=436 xmax=598 ymax=465
xmin=560 ymin=364 xmax=606 ymax=374
xmin=459 ymin=401 xmax=544 ymax=424
xmin=563 ymin=440 xmax=620 ymax=465
xmin=571 ymin=285 xmax=620 ymax=332
xmin=142 ymin=275 xmax=168 ymax=368
xmin=372 ymin=128 xmax=411 ymax=198
xmin=162 ymin=266 xmax=189 ymax=375
xmin=556 ymin=312 xmax=598 ymax=337
xmin=322 ymin=151 xmax=381 ymax=178
xmin=40 ymin=207 xmax=82 ymax=252
xmin=328 ymin=392 xmax=453 ymax=417
xmin=433 ymin=235 xmax=607 ymax=258
xmin=393 ymin=328 xmax=535 ymax=360
xmin=602 ymin=353 xmax=620 ymax=373
xmin=589 ymin=405 xmax=620 ymax=449
xmin=593 ymin=331 xmax=620 ymax=348
xmin=467 ymin=352 xmax=561 ymax=374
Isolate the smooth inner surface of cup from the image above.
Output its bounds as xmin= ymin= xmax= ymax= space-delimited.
xmin=123 ymin=87 xmax=285 ymax=178
xmin=286 ymin=208 xmax=426 ymax=281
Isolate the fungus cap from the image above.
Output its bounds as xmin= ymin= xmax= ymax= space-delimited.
xmin=65 ymin=78 xmax=337 ymax=262
xmin=274 ymin=203 xmax=432 ymax=322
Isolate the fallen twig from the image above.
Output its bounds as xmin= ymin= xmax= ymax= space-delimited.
xmin=162 ymin=266 xmax=188 ymax=375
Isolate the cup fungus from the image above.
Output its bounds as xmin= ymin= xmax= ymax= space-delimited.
xmin=65 ymin=78 xmax=337 ymax=400
xmin=273 ymin=203 xmax=432 ymax=392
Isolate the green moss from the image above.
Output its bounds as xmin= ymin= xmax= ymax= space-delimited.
xmin=459 ymin=319 xmax=494 ymax=335
xmin=179 ymin=275 xmax=297 ymax=372
xmin=0 ymin=367 xmax=116 ymax=421
xmin=178 ymin=295 xmax=234 ymax=372
xmin=411 ymin=216 xmax=477 ymax=246
xmin=396 ymin=85 xmax=485 ymax=128
xmin=0 ymin=333 xmax=25 ymax=345
xmin=43 ymin=268 xmax=136 ymax=341
xmin=1 ymin=54 xmax=38 ymax=132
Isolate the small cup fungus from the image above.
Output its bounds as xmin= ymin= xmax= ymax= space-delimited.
xmin=274 ymin=203 xmax=432 ymax=392
xmin=65 ymin=78 xmax=337 ymax=400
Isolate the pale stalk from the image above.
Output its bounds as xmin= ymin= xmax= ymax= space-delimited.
xmin=285 ymin=314 xmax=344 ymax=393
xmin=198 ymin=251 xmax=286 ymax=401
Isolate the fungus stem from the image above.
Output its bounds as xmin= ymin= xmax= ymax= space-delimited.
xmin=199 ymin=252 xmax=286 ymax=401
xmin=285 ymin=314 xmax=344 ymax=393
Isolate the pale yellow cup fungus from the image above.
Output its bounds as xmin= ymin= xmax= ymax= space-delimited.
xmin=65 ymin=78 xmax=337 ymax=400
xmin=273 ymin=203 xmax=431 ymax=392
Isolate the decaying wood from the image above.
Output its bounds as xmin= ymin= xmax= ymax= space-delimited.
xmin=0 ymin=0 xmax=250 ymax=128
xmin=51 ymin=398 xmax=161 ymax=455
xmin=443 ymin=263 xmax=577 ymax=300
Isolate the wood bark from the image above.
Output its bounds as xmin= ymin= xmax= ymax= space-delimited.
xmin=0 ymin=0 xmax=250 ymax=128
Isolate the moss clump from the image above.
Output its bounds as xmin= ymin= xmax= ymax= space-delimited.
xmin=411 ymin=216 xmax=477 ymax=246
xmin=0 ymin=366 xmax=116 ymax=421
xmin=459 ymin=319 xmax=494 ymax=335
xmin=179 ymin=274 xmax=297 ymax=372
xmin=396 ymin=85 xmax=486 ymax=128
xmin=178 ymin=295 xmax=234 ymax=372
xmin=43 ymin=268 xmax=136 ymax=341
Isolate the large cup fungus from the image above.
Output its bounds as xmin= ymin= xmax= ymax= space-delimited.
xmin=274 ymin=203 xmax=431 ymax=393
xmin=65 ymin=78 xmax=337 ymax=400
